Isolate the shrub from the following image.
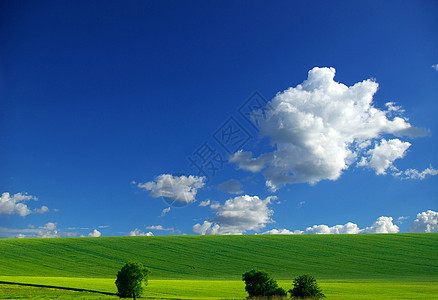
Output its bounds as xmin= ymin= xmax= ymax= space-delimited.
xmin=289 ymin=274 xmax=325 ymax=299
xmin=242 ymin=268 xmax=287 ymax=298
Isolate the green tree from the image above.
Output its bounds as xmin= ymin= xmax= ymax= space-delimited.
xmin=289 ymin=274 xmax=325 ymax=299
xmin=115 ymin=261 xmax=151 ymax=299
xmin=242 ymin=268 xmax=287 ymax=298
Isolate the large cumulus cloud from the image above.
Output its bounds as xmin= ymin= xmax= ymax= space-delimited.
xmin=409 ymin=210 xmax=438 ymax=233
xmin=230 ymin=67 xmax=435 ymax=191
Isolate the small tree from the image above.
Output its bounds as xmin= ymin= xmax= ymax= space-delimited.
xmin=242 ymin=268 xmax=287 ymax=298
xmin=115 ymin=261 xmax=151 ymax=299
xmin=289 ymin=274 xmax=325 ymax=299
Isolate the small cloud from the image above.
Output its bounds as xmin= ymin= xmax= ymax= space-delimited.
xmin=160 ymin=207 xmax=171 ymax=217
xmin=298 ymin=201 xmax=306 ymax=208
xmin=40 ymin=222 xmax=56 ymax=231
xmin=146 ymin=225 xmax=174 ymax=231
xmin=396 ymin=216 xmax=410 ymax=225
xmin=432 ymin=64 xmax=438 ymax=72
xmin=34 ymin=206 xmax=49 ymax=214
xmin=128 ymin=228 xmax=153 ymax=236
xmin=199 ymin=199 xmax=211 ymax=207
xmin=98 ymin=225 xmax=110 ymax=229
xmin=88 ymin=229 xmax=101 ymax=237
xmin=138 ymin=174 xmax=206 ymax=205
xmin=217 ymin=179 xmax=243 ymax=195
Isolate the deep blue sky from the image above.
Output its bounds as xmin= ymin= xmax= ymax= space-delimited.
xmin=1 ymin=0 xmax=437 ymax=237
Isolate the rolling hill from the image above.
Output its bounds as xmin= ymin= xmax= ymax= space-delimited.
xmin=0 ymin=234 xmax=437 ymax=280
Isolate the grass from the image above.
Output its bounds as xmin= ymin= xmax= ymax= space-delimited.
xmin=1 ymin=234 xmax=437 ymax=299
xmin=1 ymin=234 xmax=437 ymax=280
xmin=0 ymin=283 xmax=117 ymax=299
xmin=1 ymin=277 xmax=437 ymax=299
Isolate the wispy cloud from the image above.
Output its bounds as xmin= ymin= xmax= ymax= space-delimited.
xmin=160 ymin=207 xmax=171 ymax=217
xmin=146 ymin=225 xmax=175 ymax=232
xmin=0 ymin=222 xmax=60 ymax=238
xmin=217 ymin=179 xmax=243 ymax=195
xmin=199 ymin=199 xmax=211 ymax=207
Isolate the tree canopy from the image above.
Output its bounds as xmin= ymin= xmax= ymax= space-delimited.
xmin=115 ymin=260 xmax=151 ymax=299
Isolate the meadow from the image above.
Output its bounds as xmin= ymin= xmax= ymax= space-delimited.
xmin=0 ymin=233 xmax=437 ymax=299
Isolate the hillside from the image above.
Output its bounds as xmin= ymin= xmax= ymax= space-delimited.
xmin=0 ymin=234 xmax=437 ymax=280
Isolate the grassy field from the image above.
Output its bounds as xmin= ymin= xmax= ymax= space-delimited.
xmin=1 ymin=234 xmax=437 ymax=280
xmin=0 ymin=283 xmax=117 ymax=299
xmin=0 ymin=234 xmax=437 ymax=299
xmin=1 ymin=277 xmax=437 ymax=299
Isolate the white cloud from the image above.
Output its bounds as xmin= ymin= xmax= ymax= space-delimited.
xmin=217 ymin=179 xmax=243 ymax=194
xmin=230 ymin=67 xmax=428 ymax=191
xmin=263 ymin=228 xmax=298 ymax=235
xmin=0 ymin=222 xmax=60 ymax=238
xmin=128 ymin=228 xmax=154 ymax=236
xmin=264 ymin=216 xmax=398 ymax=235
xmin=199 ymin=199 xmax=211 ymax=207
xmin=302 ymin=222 xmax=361 ymax=234
xmin=160 ymin=207 xmax=171 ymax=217
xmin=399 ymin=166 xmax=438 ymax=180
xmin=146 ymin=225 xmax=174 ymax=231
xmin=138 ymin=174 xmax=206 ymax=205
xmin=0 ymin=192 xmax=49 ymax=216
xmin=193 ymin=195 xmax=275 ymax=235
xmin=358 ymin=139 xmax=411 ymax=175
xmin=34 ymin=206 xmax=49 ymax=214
xmin=396 ymin=216 xmax=410 ymax=224
xmin=36 ymin=224 xmax=60 ymax=238
xmin=409 ymin=210 xmax=438 ymax=233
xmin=360 ymin=216 xmax=399 ymax=233
xmin=88 ymin=229 xmax=101 ymax=237
xmin=41 ymin=222 xmax=56 ymax=231
xmin=432 ymin=64 xmax=438 ymax=72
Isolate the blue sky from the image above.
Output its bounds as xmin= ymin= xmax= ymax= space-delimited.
xmin=1 ymin=0 xmax=437 ymax=238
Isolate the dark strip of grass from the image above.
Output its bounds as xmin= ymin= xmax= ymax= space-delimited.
xmin=0 ymin=280 xmax=117 ymax=296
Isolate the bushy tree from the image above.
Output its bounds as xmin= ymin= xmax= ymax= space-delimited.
xmin=242 ymin=268 xmax=287 ymax=298
xmin=289 ymin=274 xmax=325 ymax=299
xmin=115 ymin=261 xmax=151 ymax=299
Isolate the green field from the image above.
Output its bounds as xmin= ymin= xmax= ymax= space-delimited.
xmin=0 ymin=234 xmax=437 ymax=299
